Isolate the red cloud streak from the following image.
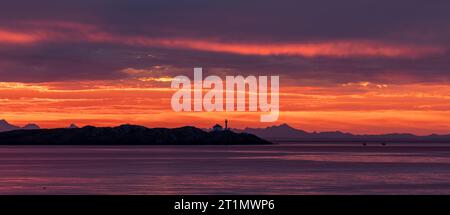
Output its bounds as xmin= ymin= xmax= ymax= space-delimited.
xmin=0 ymin=22 xmax=445 ymax=58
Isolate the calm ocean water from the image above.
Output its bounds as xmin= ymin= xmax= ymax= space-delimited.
xmin=1 ymin=143 xmax=450 ymax=194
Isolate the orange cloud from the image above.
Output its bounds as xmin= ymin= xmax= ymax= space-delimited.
xmin=0 ymin=80 xmax=450 ymax=135
xmin=128 ymin=38 xmax=445 ymax=58
xmin=1 ymin=22 xmax=449 ymax=134
xmin=0 ymin=29 xmax=40 ymax=44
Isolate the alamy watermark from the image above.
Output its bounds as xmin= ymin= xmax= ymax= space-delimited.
xmin=171 ymin=68 xmax=279 ymax=122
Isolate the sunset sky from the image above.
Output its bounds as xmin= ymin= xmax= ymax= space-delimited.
xmin=1 ymin=0 xmax=450 ymax=135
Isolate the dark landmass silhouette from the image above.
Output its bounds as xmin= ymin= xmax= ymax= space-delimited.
xmin=0 ymin=124 xmax=271 ymax=145
xmin=234 ymin=123 xmax=450 ymax=143
xmin=0 ymin=119 xmax=40 ymax=132
xmin=1 ymin=119 xmax=449 ymax=144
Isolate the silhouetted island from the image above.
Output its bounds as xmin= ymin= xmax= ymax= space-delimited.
xmin=0 ymin=124 xmax=272 ymax=145
xmin=235 ymin=123 xmax=450 ymax=143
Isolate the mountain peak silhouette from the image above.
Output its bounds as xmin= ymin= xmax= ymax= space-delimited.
xmin=23 ymin=123 xmax=40 ymax=130
xmin=0 ymin=119 xmax=20 ymax=132
xmin=270 ymin=123 xmax=299 ymax=131
xmin=241 ymin=123 xmax=308 ymax=139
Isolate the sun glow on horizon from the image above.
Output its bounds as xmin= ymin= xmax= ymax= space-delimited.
xmin=0 ymin=79 xmax=449 ymax=135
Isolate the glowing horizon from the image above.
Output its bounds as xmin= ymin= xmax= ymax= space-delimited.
xmin=1 ymin=78 xmax=449 ymax=135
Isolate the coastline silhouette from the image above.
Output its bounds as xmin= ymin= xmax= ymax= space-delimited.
xmin=0 ymin=120 xmax=271 ymax=145
xmin=1 ymin=119 xmax=450 ymax=144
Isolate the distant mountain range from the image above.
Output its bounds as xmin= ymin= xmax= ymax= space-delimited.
xmin=0 ymin=119 xmax=41 ymax=132
xmin=2 ymin=119 xmax=450 ymax=143
xmin=0 ymin=124 xmax=271 ymax=145
xmin=0 ymin=120 xmax=79 ymax=132
xmin=235 ymin=124 xmax=450 ymax=143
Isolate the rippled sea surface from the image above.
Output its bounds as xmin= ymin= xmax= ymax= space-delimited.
xmin=1 ymin=143 xmax=450 ymax=194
